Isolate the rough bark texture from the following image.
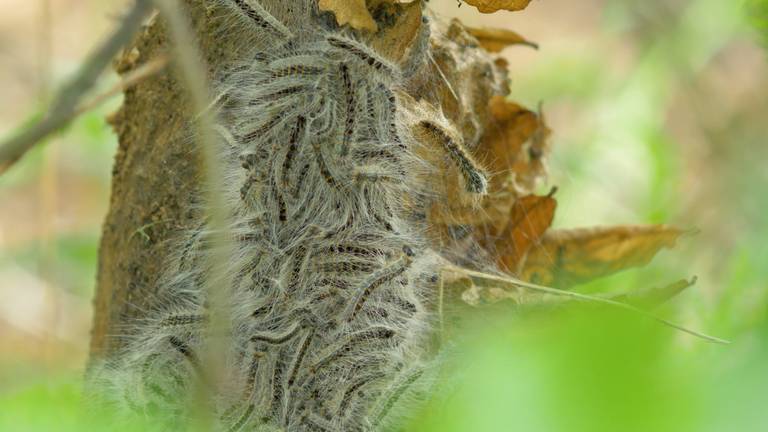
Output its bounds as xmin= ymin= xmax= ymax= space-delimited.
xmin=89 ymin=0 xmax=530 ymax=360
xmin=91 ymin=0 xmax=234 ymax=358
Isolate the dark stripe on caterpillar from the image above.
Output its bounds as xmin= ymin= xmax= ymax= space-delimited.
xmin=419 ymin=120 xmax=489 ymax=194
xmin=324 ymin=244 xmax=382 ymax=258
xmin=270 ymin=65 xmax=324 ymax=79
xmin=312 ymin=140 xmax=339 ymax=188
xmin=326 ymin=36 xmax=397 ymax=75
xmin=363 ymin=187 xmax=395 ymax=232
xmin=354 ymin=171 xmax=401 ymax=185
xmin=381 ymin=85 xmax=405 ymax=149
xmin=227 ymin=404 xmax=256 ymax=432
xmin=338 ymin=372 xmax=386 ymax=414
xmin=291 ymin=162 xmax=311 ymax=198
xmin=242 ymin=350 xmax=265 ymax=401
xmin=282 ymin=116 xmax=306 ymax=187
xmin=345 ymin=255 xmax=412 ymax=322
xmin=308 ymin=326 xmax=396 ymax=374
xmin=315 ymin=260 xmax=377 ymax=275
xmin=316 ymin=277 xmax=351 ymax=291
xmin=159 ymin=314 xmax=207 ymax=328
xmin=278 ymin=190 xmax=287 ymax=222
xmin=287 ymin=328 xmax=315 ymax=386
xmin=249 ymin=85 xmax=306 ymax=105
xmin=371 ymin=368 xmax=424 ymax=429
xmin=269 ymin=349 xmax=287 ymax=421
xmin=230 ymin=0 xmax=293 ymax=38
xmin=251 ymin=322 xmax=301 ymax=344
xmin=340 ymin=63 xmax=356 ymax=156
xmin=168 ymin=336 xmax=203 ymax=377
xmin=287 ymin=246 xmax=308 ymax=293
xmin=243 ymin=114 xmax=283 ymax=142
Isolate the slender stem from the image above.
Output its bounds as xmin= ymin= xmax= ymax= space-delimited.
xmin=0 ymin=0 xmax=153 ymax=175
xmin=73 ymin=56 xmax=169 ymax=117
xmin=151 ymin=0 xmax=235 ymax=428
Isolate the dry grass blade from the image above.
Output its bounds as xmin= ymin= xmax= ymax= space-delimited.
xmin=443 ymin=264 xmax=730 ymax=345
xmin=151 ymin=0 xmax=235 ymax=428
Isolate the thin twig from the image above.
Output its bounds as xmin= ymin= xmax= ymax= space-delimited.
xmin=74 ymin=55 xmax=169 ymax=117
xmin=0 ymin=0 xmax=153 ymax=175
xmin=151 ymin=0 xmax=234 ymax=428
xmin=444 ymin=265 xmax=730 ymax=345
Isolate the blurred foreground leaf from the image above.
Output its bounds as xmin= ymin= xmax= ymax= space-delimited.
xmin=748 ymin=0 xmax=768 ymax=47
xmin=0 ymin=376 xmax=150 ymax=432
xmin=409 ymin=307 xmax=768 ymax=432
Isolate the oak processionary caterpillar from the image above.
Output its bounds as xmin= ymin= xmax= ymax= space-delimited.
xmin=88 ymin=1 xmax=493 ymax=430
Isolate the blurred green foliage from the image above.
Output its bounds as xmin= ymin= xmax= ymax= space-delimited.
xmin=0 ymin=375 xmax=152 ymax=432
xmin=749 ymin=0 xmax=768 ymax=47
xmin=408 ymin=308 xmax=768 ymax=432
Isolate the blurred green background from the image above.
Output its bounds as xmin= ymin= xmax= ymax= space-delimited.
xmin=0 ymin=0 xmax=766 ymax=430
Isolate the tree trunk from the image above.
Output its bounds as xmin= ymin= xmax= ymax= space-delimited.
xmin=89 ymin=0 xmax=519 ymax=359
xmin=87 ymin=3 xmax=549 ymax=429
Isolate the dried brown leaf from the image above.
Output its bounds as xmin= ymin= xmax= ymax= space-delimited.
xmin=466 ymin=27 xmax=538 ymax=52
xmin=368 ymin=1 xmax=424 ymax=62
xmin=520 ymin=225 xmax=688 ymax=289
xmin=464 ymin=0 xmax=533 ymax=14
xmin=495 ymin=188 xmax=557 ymax=272
xmin=479 ymin=96 xmax=549 ymax=194
xmin=318 ymin=0 xmax=378 ymax=32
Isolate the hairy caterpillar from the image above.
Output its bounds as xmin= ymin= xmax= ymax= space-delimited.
xmin=87 ymin=1 xmax=496 ymax=431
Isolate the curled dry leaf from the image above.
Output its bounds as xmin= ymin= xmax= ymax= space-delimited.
xmin=440 ymin=265 xmax=728 ymax=344
xmin=318 ymin=0 xmax=378 ymax=32
xmin=480 ymin=96 xmax=550 ymax=195
xmin=466 ymin=27 xmax=539 ymax=52
xmin=610 ymin=277 xmax=697 ymax=309
xmin=464 ymin=0 xmax=533 ymax=14
xmin=442 ymin=265 xmax=694 ymax=312
xmin=520 ymin=225 xmax=689 ymax=289
xmin=494 ymin=188 xmax=557 ymax=272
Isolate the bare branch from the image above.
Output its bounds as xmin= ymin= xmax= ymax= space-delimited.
xmin=0 ymin=0 xmax=152 ymax=175
xmin=74 ymin=55 xmax=169 ymax=118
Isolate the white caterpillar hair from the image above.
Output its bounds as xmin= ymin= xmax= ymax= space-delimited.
xmin=87 ymin=1 xmax=491 ymax=431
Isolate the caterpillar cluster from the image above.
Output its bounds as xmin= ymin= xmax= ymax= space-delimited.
xmin=88 ymin=1 xmax=491 ymax=431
